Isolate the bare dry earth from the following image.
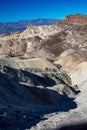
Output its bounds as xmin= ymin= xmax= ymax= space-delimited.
xmin=29 ymin=24 xmax=87 ymax=130
xmin=54 ymin=48 xmax=87 ymax=86
xmin=0 ymin=23 xmax=87 ymax=129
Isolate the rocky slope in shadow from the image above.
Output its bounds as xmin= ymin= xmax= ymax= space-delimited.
xmin=0 ymin=62 xmax=79 ymax=129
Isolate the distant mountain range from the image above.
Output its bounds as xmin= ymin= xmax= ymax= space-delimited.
xmin=0 ymin=19 xmax=59 ymax=34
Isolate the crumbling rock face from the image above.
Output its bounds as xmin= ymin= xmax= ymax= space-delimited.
xmin=21 ymin=24 xmax=61 ymax=39
xmin=42 ymin=25 xmax=87 ymax=57
xmin=65 ymin=14 xmax=87 ymax=25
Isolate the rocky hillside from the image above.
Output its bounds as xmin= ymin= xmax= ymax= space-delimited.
xmin=0 ymin=14 xmax=87 ymax=129
xmin=0 ymin=17 xmax=87 ymax=86
xmin=0 ymin=58 xmax=79 ymax=129
xmin=0 ymin=23 xmax=87 ymax=58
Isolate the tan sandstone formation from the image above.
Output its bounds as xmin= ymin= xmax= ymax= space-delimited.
xmin=65 ymin=14 xmax=87 ymax=25
xmin=54 ymin=48 xmax=87 ymax=86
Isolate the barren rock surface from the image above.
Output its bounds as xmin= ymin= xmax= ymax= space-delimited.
xmin=0 ymin=15 xmax=87 ymax=129
xmin=65 ymin=14 xmax=87 ymax=25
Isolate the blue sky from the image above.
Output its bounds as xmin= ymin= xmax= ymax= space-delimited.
xmin=0 ymin=0 xmax=87 ymax=22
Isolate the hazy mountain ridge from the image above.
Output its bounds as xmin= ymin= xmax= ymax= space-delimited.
xmin=0 ymin=19 xmax=59 ymax=34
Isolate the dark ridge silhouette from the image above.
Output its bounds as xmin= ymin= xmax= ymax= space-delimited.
xmin=55 ymin=123 xmax=87 ymax=130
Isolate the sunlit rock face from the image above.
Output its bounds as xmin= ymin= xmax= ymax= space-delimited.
xmin=20 ymin=24 xmax=61 ymax=39
xmin=65 ymin=14 xmax=87 ymax=25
